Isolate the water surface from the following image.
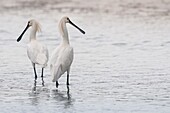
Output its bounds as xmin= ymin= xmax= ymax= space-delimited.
xmin=0 ymin=0 xmax=170 ymax=113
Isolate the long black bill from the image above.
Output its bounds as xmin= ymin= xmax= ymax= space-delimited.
xmin=69 ymin=20 xmax=85 ymax=34
xmin=17 ymin=24 xmax=29 ymax=42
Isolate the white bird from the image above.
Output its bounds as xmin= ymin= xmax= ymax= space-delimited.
xmin=17 ymin=19 xmax=49 ymax=85
xmin=50 ymin=16 xmax=85 ymax=88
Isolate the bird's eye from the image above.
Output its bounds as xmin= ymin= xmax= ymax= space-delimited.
xmin=28 ymin=21 xmax=30 ymax=24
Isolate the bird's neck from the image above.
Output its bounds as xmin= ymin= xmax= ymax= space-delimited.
xmin=29 ymin=26 xmax=37 ymax=41
xmin=59 ymin=21 xmax=70 ymax=45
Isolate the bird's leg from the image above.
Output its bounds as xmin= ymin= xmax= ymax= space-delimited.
xmin=33 ymin=64 xmax=37 ymax=81
xmin=41 ymin=68 xmax=44 ymax=86
xmin=56 ymin=81 xmax=59 ymax=88
xmin=67 ymin=70 xmax=70 ymax=85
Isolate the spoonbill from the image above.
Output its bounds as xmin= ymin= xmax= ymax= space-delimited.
xmin=17 ymin=19 xmax=49 ymax=85
xmin=50 ymin=16 xmax=85 ymax=88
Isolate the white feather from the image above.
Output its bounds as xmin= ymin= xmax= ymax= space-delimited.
xmin=50 ymin=16 xmax=84 ymax=85
xmin=27 ymin=40 xmax=48 ymax=68
xmin=50 ymin=44 xmax=73 ymax=82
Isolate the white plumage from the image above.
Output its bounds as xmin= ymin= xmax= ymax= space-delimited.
xmin=27 ymin=40 xmax=48 ymax=68
xmin=51 ymin=45 xmax=73 ymax=82
xmin=50 ymin=16 xmax=85 ymax=88
xmin=17 ymin=19 xmax=48 ymax=84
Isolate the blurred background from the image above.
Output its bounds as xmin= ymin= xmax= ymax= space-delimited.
xmin=1 ymin=0 xmax=170 ymax=16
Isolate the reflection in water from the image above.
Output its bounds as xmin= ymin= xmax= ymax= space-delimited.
xmin=51 ymin=86 xmax=73 ymax=109
xmin=41 ymin=77 xmax=44 ymax=87
xmin=67 ymin=86 xmax=71 ymax=100
xmin=32 ymin=79 xmax=44 ymax=92
xmin=29 ymin=93 xmax=39 ymax=106
xmin=29 ymin=80 xmax=49 ymax=106
xmin=33 ymin=80 xmax=37 ymax=92
xmin=65 ymin=86 xmax=72 ymax=108
xmin=29 ymin=81 xmax=40 ymax=106
xmin=29 ymin=81 xmax=73 ymax=109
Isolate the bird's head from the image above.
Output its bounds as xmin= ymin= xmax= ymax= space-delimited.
xmin=17 ymin=19 xmax=41 ymax=42
xmin=60 ymin=16 xmax=85 ymax=34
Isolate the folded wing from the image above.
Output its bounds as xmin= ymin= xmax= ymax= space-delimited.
xmin=50 ymin=46 xmax=73 ymax=82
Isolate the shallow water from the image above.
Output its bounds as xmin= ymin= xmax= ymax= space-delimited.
xmin=0 ymin=0 xmax=170 ymax=113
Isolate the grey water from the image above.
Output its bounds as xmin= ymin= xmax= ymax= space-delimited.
xmin=0 ymin=0 xmax=170 ymax=113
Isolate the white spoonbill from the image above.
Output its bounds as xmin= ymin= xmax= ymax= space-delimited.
xmin=50 ymin=16 xmax=85 ymax=88
xmin=17 ymin=19 xmax=49 ymax=85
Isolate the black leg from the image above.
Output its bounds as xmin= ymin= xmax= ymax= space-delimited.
xmin=41 ymin=68 xmax=44 ymax=86
xmin=41 ymin=68 xmax=44 ymax=78
xmin=67 ymin=73 xmax=69 ymax=85
xmin=33 ymin=65 xmax=37 ymax=81
xmin=56 ymin=81 xmax=59 ymax=88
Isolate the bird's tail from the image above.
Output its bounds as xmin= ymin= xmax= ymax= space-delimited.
xmin=51 ymin=64 xmax=62 ymax=82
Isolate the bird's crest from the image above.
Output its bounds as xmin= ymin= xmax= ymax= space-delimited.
xmin=34 ymin=20 xmax=41 ymax=32
xmin=29 ymin=19 xmax=42 ymax=32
